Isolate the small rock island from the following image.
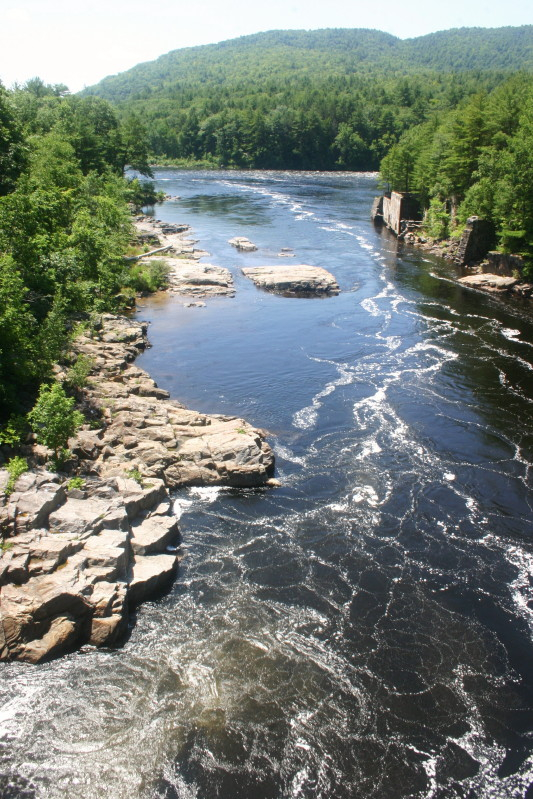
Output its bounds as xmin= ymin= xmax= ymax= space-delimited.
xmin=242 ymin=265 xmax=340 ymax=296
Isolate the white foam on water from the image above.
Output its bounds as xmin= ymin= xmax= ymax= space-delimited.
xmin=482 ymin=533 xmax=533 ymax=636
xmin=292 ymin=360 xmax=355 ymax=430
xmin=172 ymin=497 xmax=195 ymax=518
xmin=355 ymin=235 xmax=375 ymax=252
xmin=352 ymin=485 xmax=380 ymax=506
xmin=327 ymin=501 xmax=350 ymax=512
xmin=360 ymin=297 xmax=381 ymax=316
xmin=501 ymin=327 xmax=523 ymax=342
xmin=0 ymin=683 xmax=39 ymax=739
xmin=356 ymin=438 xmax=382 ymax=460
xmin=275 ymin=444 xmax=308 ymax=466
xmin=375 ymin=334 xmax=402 ymax=351
xmin=353 ymin=385 xmax=388 ymax=412
xmin=188 ymin=486 xmax=224 ymax=502
xmin=293 ymin=406 xmax=319 ymax=430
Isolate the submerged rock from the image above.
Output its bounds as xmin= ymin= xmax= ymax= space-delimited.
xmin=242 ymin=265 xmax=340 ymax=296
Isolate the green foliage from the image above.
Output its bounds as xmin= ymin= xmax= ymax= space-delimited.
xmin=424 ymin=198 xmax=450 ymax=240
xmin=28 ymin=382 xmax=84 ymax=458
xmin=4 ymin=456 xmax=28 ymax=496
xmin=0 ymin=255 xmax=37 ymax=412
xmin=379 ymin=73 xmax=533 ymax=268
xmin=0 ymin=83 xmax=146 ymax=413
xmin=125 ymin=178 xmax=164 ymax=212
xmin=65 ymin=354 xmax=95 ymax=389
xmin=0 ymin=87 xmax=27 ymax=195
xmin=67 ymin=476 xmax=85 ymax=490
xmin=126 ymin=467 xmax=144 ymax=486
xmin=126 ymin=259 xmax=171 ymax=293
xmin=0 ymin=415 xmax=27 ymax=447
xmin=80 ymin=27 xmax=533 ymax=171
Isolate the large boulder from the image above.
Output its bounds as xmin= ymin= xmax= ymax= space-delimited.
xmin=0 ymin=472 xmax=180 ymax=663
xmin=242 ymin=265 xmax=339 ymax=296
xmin=229 ymin=236 xmax=257 ymax=252
xmin=128 ymin=553 xmax=178 ymax=606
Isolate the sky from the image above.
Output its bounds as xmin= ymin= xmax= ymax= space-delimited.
xmin=1 ymin=0 xmax=533 ymax=93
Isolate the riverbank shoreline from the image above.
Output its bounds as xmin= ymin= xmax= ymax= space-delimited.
xmin=132 ymin=215 xmax=235 ymax=298
xmin=393 ymin=227 xmax=533 ymax=302
xmin=0 ymin=297 xmax=275 ymax=663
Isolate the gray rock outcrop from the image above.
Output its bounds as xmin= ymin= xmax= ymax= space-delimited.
xmin=0 ymin=314 xmax=275 ymax=663
xmin=242 ymin=265 xmax=340 ymax=296
xmin=229 ymin=236 xmax=257 ymax=252
xmin=458 ymin=273 xmax=518 ymax=293
xmin=0 ymin=474 xmax=179 ymax=663
xmin=65 ymin=315 xmax=274 ymax=489
xmin=149 ymin=257 xmax=234 ymax=297
xmin=132 ymin=218 xmax=233 ymax=298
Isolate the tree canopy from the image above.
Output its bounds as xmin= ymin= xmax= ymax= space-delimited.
xmin=0 ymin=80 xmax=152 ymax=418
xmin=379 ymin=75 xmax=533 ymax=269
xmin=80 ymin=26 xmax=533 ymax=170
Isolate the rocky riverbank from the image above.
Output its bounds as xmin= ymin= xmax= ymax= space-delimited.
xmin=0 ymin=315 xmax=275 ymax=663
xmin=133 ymin=216 xmax=234 ymax=298
xmin=401 ymin=230 xmax=533 ymax=300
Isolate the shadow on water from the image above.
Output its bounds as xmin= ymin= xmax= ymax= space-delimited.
xmin=178 ymin=193 xmax=268 ymax=225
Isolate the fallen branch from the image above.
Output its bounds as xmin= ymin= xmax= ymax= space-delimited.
xmin=124 ymin=245 xmax=172 ymax=262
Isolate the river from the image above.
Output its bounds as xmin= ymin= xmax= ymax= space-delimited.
xmin=1 ymin=170 xmax=533 ymax=798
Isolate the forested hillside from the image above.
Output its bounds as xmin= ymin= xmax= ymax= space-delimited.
xmin=380 ymin=75 xmax=533 ymax=269
xmin=82 ymin=26 xmax=533 ymax=170
xmin=0 ymin=79 xmax=153 ymax=420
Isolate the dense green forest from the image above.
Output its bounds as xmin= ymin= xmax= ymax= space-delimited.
xmin=380 ymin=74 xmax=533 ymax=266
xmin=0 ymin=79 xmax=153 ymax=421
xmin=82 ymin=27 xmax=533 ymax=170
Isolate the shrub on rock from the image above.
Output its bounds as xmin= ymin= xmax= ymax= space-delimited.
xmin=28 ymin=382 xmax=84 ymax=461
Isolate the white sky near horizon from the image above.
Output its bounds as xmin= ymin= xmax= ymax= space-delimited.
xmin=1 ymin=0 xmax=532 ymax=93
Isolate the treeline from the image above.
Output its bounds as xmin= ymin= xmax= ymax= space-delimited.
xmin=95 ymin=71 xmax=508 ymax=171
xmin=380 ymin=74 xmax=533 ymax=268
xmin=85 ymin=27 xmax=533 ymax=105
xmin=0 ymin=78 xmax=153 ymax=419
xmin=83 ymin=26 xmax=533 ymax=171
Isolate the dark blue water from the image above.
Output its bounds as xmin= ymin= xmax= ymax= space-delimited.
xmin=1 ymin=170 xmax=533 ymax=799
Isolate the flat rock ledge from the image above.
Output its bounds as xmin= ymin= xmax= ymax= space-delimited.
xmin=133 ymin=217 xmax=233 ymax=298
xmin=0 ymin=314 xmax=275 ymax=663
xmin=242 ymin=265 xmax=340 ymax=297
xmin=0 ymin=472 xmax=178 ymax=663
xmin=150 ymin=256 xmax=234 ymax=298
xmin=458 ymin=273 xmax=520 ymax=294
xmin=458 ymin=272 xmax=533 ymax=298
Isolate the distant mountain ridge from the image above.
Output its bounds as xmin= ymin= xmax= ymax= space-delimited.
xmin=83 ymin=26 xmax=533 ymax=103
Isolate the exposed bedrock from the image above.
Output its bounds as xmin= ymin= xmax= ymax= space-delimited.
xmin=0 ymin=314 xmax=275 ymax=663
xmin=242 ymin=264 xmax=340 ymax=296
